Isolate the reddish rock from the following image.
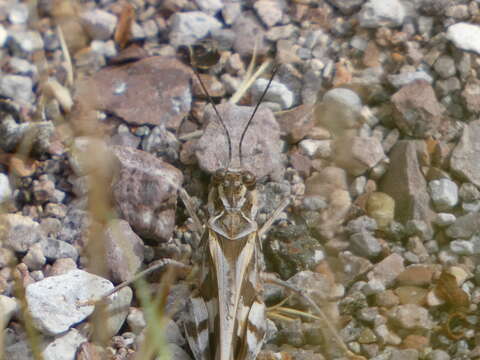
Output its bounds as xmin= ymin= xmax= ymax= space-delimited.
xmin=74 ymin=56 xmax=192 ymax=130
xmin=111 ymin=146 xmax=183 ymax=242
xmin=397 ymin=265 xmax=436 ymax=287
xmin=391 ymin=80 xmax=445 ymax=138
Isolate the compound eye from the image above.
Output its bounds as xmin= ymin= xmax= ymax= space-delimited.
xmin=242 ymin=171 xmax=256 ymax=189
xmin=213 ymin=169 xmax=226 ymax=185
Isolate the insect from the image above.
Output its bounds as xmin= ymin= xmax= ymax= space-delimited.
xmin=180 ymin=42 xmax=289 ymax=360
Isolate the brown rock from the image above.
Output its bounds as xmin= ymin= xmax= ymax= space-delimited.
xmin=196 ymin=102 xmax=282 ymax=179
xmin=367 ymin=253 xmax=405 ymax=287
xmin=232 ymin=11 xmax=269 ymax=57
xmin=363 ymin=41 xmax=381 ymax=67
xmin=395 ymin=286 xmax=428 ymax=305
xmin=402 ymin=334 xmax=429 ymax=351
xmin=391 ymin=80 xmax=445 ymax=138
xmin=379 ymin=140 xmax=434 ymax=227
xmin=111 ymin=146 xmax=183 ymax=242
xmin=397 ymin=265 xmax=436 ymax=287
xmin=74 ymin=56 xmax=192 ymax=130
xmin=461 ymin=79 xmax=480 ymax=113
xmin=275 ymin=103 xmax=315 ymax=143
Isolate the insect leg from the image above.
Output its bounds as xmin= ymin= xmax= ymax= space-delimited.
xmin=258 ymin=197 xmax=290 ymax=239
xmin=238 ymin=300 xmax=266 ymax=360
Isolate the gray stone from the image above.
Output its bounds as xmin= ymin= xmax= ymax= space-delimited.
xmin=166 ymin=343 xmax=193 ymax=360
xmin=350 ymin=231 xmax=382 ymax=258
xmin=222 ymin=2 xmax=241 ymax=25
xmin=315 ymin=88 xmax=363 ymax=137
xmin=80 ymin=10 xmax=117 ymax=40
xmin=450 ymin=240 xmax=474 ymax=256
xmin=434 ymin=213 xmax=456 ymax=227
xmin=425 ymin=349 xmax=450 ymax=360
xmin=42 ymin=329 xmax=87 ymax=360
xmin=104 ymin=219 xmax=144 ymax=283
xmin=389 ymin=304 xmax=433 ymax=331
xmin=391 ymin=80 xmax=445 ymax=138
xmin=374 ymin=324 xmax=401 ymax=345
xmin=169 ymin=11 xmax=222 ymax=47
xmin=103 ymin=286 xmax=132 ymax=339
xmin=446 ymin=212 xmax=480 ymax=239
xmin=38 ymin=238 xmax=78 ymax=261
xmin=9 ymin=57 xmax=37 ymax=75
xmin=195 ymin=0 xmax=224 ymax=14
xmin=196 ymin=102 xmax=282 ymax=179
xmin=0 ymin=173 xmax=12 ymax=203
xmin=251 ymin=79 xmax=293 ymax=109
xmin=9 ymin=30 xmax=44 ymax=54
xmin=141 ymin=125 xmax=180 ymax=163
xmin=328 ymin=0 xmax=365 ymax=15
xmin=434 ymin=55 xmax=456 ymax=79
xmin=379 ymin=141 xmax=434 ymax=226
xmin=345 ymin=216 xmax=377 ymax=234
xmin=22 ymin=243 xmax=46 ymax=271
xmin=450 ymin=120 xmax=480 ymax=188
xmin=26 ymin=269 xmax=113 ymax=335
xmin=428 ymin=179 xmax=458 ymax=211
xmin=0 ymin=214 xmax=43 ymax=252
xmin=127 ymin=307 xmax=146 ymax=334
xmin=254 ymin=0 xmax=283 ymax=27
xmin=333 ymin=135 xmax=385 ymax=176
xmin=4 ymin=339 xmax=34 ymax=360
xmin=388 ymin=71 xmax=433 ymax=88
xmin=232 ymin=11 xmax=269 ymax=57
xmin=0 ymin=74 xmax=34 ymax=104
xmin=459 ymin=182 xmax=480 ymax=202
xmin=359 ymin=0 xmax=406 ymax=28
xmin=367 ymin=253 xmax=404 ymax=287
xmin=8 ymin=3 xmax=29 ymax=24
xmin=112 ymin=146 xmax=183 ymax=242
xmin=390 ymin=348 xmax=419 ymax=360
xmin=447 ymin=22 xmax=480 ymax=55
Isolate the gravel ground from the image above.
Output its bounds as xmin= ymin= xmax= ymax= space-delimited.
xmin=1 ymin=0 xmax=480 ymax=359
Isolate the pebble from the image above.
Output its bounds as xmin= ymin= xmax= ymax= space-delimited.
xmin=366 ymin=192 xmax=395 ymax=230
xmin=450 ymin=239 xmax=474 ymax=256
xmin=251 ymin=78 xmax=294 ymax=109
xmin=434 ymin=213 xmax=456 ymax=227
xmin=428 ymin=179 xmax=458 ymax=211
xmin=127 ymin=307 xmax=146 ymax=334
xmin=22 ymin=243 xmax=46 ymax=271
xmin=389 ymin=304 xmax=433 ymax=331
xmin=8 ymin=3 xmax=29 ymax=24
xmin=397 ymin=265 xmax=435 ymax=287
xmin=0 ymin=25 xmax=7 ymax=47
xmin=104 ymin=219 xmax=144 ymax=283
xmin=434 ymin=55 xmax=456 ymax=79
xmin=0 ymin=74 xmax=34 ymax=104
xmin=169 ymin=11 xmax=223 ymax=47
xmin=446 ymin=211 xmax=480 ymax=239
xmin=103 ymin=287 xmax=133 ymax=340
xmin=426 ymin=349 xmax=451 ymax=360
xmin=359 ymin=0 xmax=406 ymax=28
xmin=80 ymin=9 xmax=117 ymax=40
xmin=9 ymin=30 xmax=44 ymax=54
xmin=350 ymin=231 xmax=382 ymax=259
xmin=450 ymin=120 xmax=480 ymax=188
xmin=0 ymin=173 xmax=12 ymax=203
xmin=112 ymin=146 xmax=183 ymax=242
xmin=42 ymin=328 xmax=87 ymax=360
xmin=26 ymin=269 xmax=113 ymax=335
xmin=387 ymin=71 xmax=433 ymax=88
xmin=446 ymin=22 xmax=480 ymax=55
xmin=254 ymin=0 xmax=283 ymax=27
xmin=0 ymin=214 xmax=43 ymax=252
xmin=195 ymin=0 xmax=224 ymax=14
xmin=367 ymin=253 xmax=405 ymax=287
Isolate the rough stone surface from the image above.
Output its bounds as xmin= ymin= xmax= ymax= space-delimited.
xmin=367 ymin=253 xmax=405 ymax=287
xmin=391 ymin=80 xmax=445 ymax=138
xmin=446 ymin=212 xmax=480 ymax=239
xmin=80 ymin=9 xmax=117 ymax=40
xmin=315 ymin=88 xmax=363 ymax=137
xmin=196 ymin=102 xmax=282 ymax=179
xmin=0 ymin=74 xmax=34 ymax=104
xmin=168 ymin=11 xmax=222 ymax=47
xmin=447 ymin=22 xmax=480 ymax=55
xmin=42 ymin=329 xmax=87 ymax=360
xmin=428 ymin=179 xmax=458 ymax=211
xmin=379 ymin=141 xmax=434 ymax=227
xmin=251 ymin=79 xmax=294 ymax=109
xmin=450 ymin=120 xmax=480 ymax=188
xmin=26 ymin=269 xmax=113 ymax=335
xmin=358 ymin=0 xmax=406 ymax=28
xmin=38 ymin=238 xmax=78 ymax=261
xmin=0 ymin=214 xmax=43 ymax=252
xmin=104 ymin=219 xmax=144 ymax=283
xmin=232 ymin=11 xmax=269 ymax=57
xmin=74 ymin=57 xmax=192 ymax=129
xmin=112 ymin=146 xmax=183 ymax=242
xmin=333 ymin=135 xmax=385 ymax=176
xmin=254 ymin=0 xmax=283 ymax=27
xmin=103 ymin=286 xmax=133 ymax=339
xmin=389 ymin=304 xmax=433 ymax=331
xmin=350 ymin=231 xmax=382 ymax=258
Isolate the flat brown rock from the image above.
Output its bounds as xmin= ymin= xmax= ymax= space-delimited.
xmin=74 ymin=56 xmax=192 ymax=130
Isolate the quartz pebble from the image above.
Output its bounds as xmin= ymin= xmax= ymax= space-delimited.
xmin=359 ymin=0 xmax=406 ymax=28
xmin=169 ymin=11 xmax=222 ymax=47
xmin=428 ymin=179 xmax=458 ymax=211
xmin=447 ymin=22 xmax=480 ymax=55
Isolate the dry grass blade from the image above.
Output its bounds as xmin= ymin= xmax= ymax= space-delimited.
xmin=56 ymin=25 xmax=74 ymax=87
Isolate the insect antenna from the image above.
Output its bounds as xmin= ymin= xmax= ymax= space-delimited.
xmin=187 ymin=44 xmax=233 ymax=168
xmin=238 ymin=63 xmax=279 ymax=167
